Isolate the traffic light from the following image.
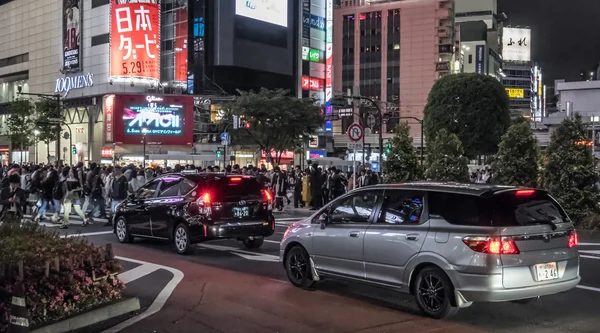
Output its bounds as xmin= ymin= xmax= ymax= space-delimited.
xmin=385 ymin=142 xmax=391 ymax=154
xmin=216 ymin=149 xmax=222 ymax=159
xmin=71 ymin=145 xmax=77 ymax=155
xmin=241 ymin=120 xmax=250 ymax=129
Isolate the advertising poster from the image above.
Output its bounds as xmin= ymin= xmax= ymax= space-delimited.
xmin=62 ymin=0 xmax=82 ymax=71
xmin=235 ymin=0 xmax=288 ymax=27
xmin=104 ymin=95 xmax=115 ymax=143
xmin=110 ymin=94 xmax=194 ymax=146
xmin=110 ymin=0 xmax=160 ymax=81
xmin=324 ymin=0 xmax=333 ymax=132
xmin=502 ymin=27 xmax=531 ymax=62
xmin=475 ymin=45 xmax=485 ymax=74
xmin=174 ymin=7 xmax=189 ymax=82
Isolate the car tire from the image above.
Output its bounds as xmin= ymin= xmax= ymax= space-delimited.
xmin=512 ymin=297 xmax=539 ymax=304
xmin=285 ymin=246 xmax=315 ymax=289
xmin=115 ymin=217 xmax=133 ymax=243
xmin=242 ymin=237 xmax=264 ymax=249
xmin=414 ymin=266 xmax=459 ymax=319
xmin=174 ymin=224 xmax=195 ymax=255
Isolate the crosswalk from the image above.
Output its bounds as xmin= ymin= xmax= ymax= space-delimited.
xmin=22 ymin=214 xmax=110 ymax=228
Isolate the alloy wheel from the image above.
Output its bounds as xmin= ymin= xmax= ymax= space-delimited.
xmin=288 ymin=252 xmax=307 ymax=282
xmin=116 ymin=220 xmax=126 ymax=241
xmin=417 ymin=274 xmax=445 ymax=312
xmin=175 ymin=227 xmax=188 ymax=252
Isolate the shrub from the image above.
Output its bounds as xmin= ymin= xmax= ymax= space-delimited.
xmin=0 ymin=220 xmax=123 ymax=331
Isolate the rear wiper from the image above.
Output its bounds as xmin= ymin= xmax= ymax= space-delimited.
xmin=528 ymin=219 xmax=558 ymax=230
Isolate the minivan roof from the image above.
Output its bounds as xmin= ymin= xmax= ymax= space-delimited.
xmin=370 ymin=182 xmax=526 ymax=197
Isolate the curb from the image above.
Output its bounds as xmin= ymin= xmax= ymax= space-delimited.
xmin=31 ymin=297 xmax=141 ymax=333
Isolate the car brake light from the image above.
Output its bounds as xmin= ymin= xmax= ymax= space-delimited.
xmin=264 ymin=190 xmax=273 ymax=201
xmin=568 ymin=231 xmax=578 ymax=248
xmin=463 ymin=236 xmax=520 ymax=254
xmin=203 ymin=225 xmax=208 ymax=237
xmin=230 ymin=177 xmax=242 ymax=182
xmin=515 ymin=189 xmax=535 ymax=196
xmin=199 ymin=192 xmax=210 ymax=205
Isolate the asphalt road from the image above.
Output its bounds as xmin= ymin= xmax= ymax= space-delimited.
xmin=37 ymin=210 xmax=600 ymax=333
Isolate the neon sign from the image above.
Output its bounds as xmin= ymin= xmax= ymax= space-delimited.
xmin=128 ymin=112 xmax=181 ymax=128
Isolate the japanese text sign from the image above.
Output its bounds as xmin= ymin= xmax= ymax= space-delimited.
xmin=110 ymin=0 xmax=160 ymax=80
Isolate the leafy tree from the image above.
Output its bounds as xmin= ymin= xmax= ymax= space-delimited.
xmin=542 ymin=114 xmax=599 ymax=224
xmin=7 ymin=98 xmax=35 ymax=158
xmin=383 ymin=122 xmax=422 ymax=182
xmin=424 ymin=129 xmax=469 ymax=182
xmin=222 ymin=88 xmax=323 ymax=165
xmin=493 ymin=122 xmax=539 ymax=187
xmin=423 ymin=73 xmax=511 ymax=158
xmin=34 ymin=97 xmax=61 ymax=146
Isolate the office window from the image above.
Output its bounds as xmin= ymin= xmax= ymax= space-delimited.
xmin=91 ymin=0 xmax=109 ymax=8
xmin=91 ymin=33 xmax=109 ymax=46
xmin=468 ymin=54 xmax=473 ymax=64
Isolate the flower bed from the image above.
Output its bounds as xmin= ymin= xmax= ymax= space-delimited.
xmin=0 ymin=220 xmax=123 ymax=332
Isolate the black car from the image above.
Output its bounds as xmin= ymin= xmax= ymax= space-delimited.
xmin=113 ymin=172 xmax=275 ymax=254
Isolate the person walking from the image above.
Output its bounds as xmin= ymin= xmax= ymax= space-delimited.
xmin=51 ymin=169 xmax=67 ymax=224
xmin=61 ymin=167 xmax=89 ymax=229
xmin=0 ymin=174 xmax=26 ymax=221
xmin=106 ymin=166 xmax=129 ymax=227
xmin=34 ymin=169 xmax=58 ymax=222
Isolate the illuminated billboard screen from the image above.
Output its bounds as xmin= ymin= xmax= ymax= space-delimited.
xmin=502 ymin=28 xmax=531 ymax=62
xmin=235 ymin=0 xmax=287 ymax=27
xmin=109 ymin=0 xmax=161 ymax=81
xmin=107 ymin=94 xmax=194 ymax=145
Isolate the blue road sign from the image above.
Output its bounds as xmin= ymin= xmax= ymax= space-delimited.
xmin=220 ymin=132 xmax=229 ymax=141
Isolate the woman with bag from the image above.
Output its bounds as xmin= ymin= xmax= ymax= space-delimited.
xmin=60 ymin=167 xmax=89 ymax=229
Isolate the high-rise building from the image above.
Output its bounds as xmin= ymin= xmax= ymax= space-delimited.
xmin=333 ymin=0 xmax=458 ymax=153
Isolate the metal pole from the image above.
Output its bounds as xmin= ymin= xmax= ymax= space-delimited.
xmin=420 ymin=121 xmax=424 ymax=165
xmin=353 ymin=149 xmax=356 ymax=189
xmin=56 ymin=95 xmax=61 ymax=165
xmin=224 ymin=143 xmax=227 ymax=169
xmin=143 ymin=135 xmax=146 ymax=168
xmin=35 ymin=139 xmax=38 ymax=164
xmin=593 ymin=118 xmax=596 ymax=157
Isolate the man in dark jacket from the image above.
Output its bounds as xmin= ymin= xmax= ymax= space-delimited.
xmin=310 ymin=164 xmax=322 ymax=210
xmin=0 ymin=174 xmax=27 ymax=220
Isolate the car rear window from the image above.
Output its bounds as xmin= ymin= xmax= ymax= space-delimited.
xmin=489 ymin=191 xmax=569 ymax=227
xmin=428 ymin=190 xmax=569 ymax=227
xmin=196 ymin=176 xmax=264 ymax=202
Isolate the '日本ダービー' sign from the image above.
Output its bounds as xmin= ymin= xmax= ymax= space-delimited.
xmin=110 ymin=0 xmax=160 ymax=81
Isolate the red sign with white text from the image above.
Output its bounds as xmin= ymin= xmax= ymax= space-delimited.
xmin=174 ymin=8 xmax=188 ymax=82
xmin=261 ymin=150 xmax=295 ymax=159
xmin=110 ymin=0 xmax=160 ymax=80
xmin=301 ymin=75 xmax=324 ymax=91
xmin=104 ymin=94 xmax=115 ymax=143
xmin=101 ymin=148 xmax=114 ymax=158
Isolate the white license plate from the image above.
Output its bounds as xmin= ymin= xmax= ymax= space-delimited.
xmin=535 ymin=262 xmax=558 ymax=281
xmin=233 ymin=207 xmax=249 ymax=218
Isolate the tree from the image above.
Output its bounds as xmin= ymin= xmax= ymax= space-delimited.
xmin=34 ymin=97 xmax=61 ymax=161
xmin=222 ymin=88 xmax=323 ymax=165
xmin=424 ymin=129 xmax=469 ymax=182
xmin=492 ymin=122 xmax=539 ymax=187
xmin=542 ymin=114 xmax=600 ymax=224
xmin=7 ymin=98 xmax=35 ymax=161
xmin=423 ymin=73 xmax=511 ymax=158
xmin=383 ymin=122 xmax=422 ymax=182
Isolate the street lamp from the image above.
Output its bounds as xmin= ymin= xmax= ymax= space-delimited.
xmin=142 ymin=127 xmax=148 ymax=168
xmin=33 ymin=130 xmax=40 ymax=164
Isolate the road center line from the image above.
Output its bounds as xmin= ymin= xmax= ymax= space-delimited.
xmin=579 ymin=242 xmax=600 ymax=246
xmin=577 ymin=285 xmax=600 ymax=293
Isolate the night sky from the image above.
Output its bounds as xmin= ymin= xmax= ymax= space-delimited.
xmin=498 ymin=0 xmax=600 ymax=85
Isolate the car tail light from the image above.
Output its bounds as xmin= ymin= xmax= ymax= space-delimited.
xmin=463 ymin=236 xmax=520 ymax=254
xmin=197 ymin=192 xmax=212 ymax=215
xmin=515 ymin=189 xmax=535 ymax=196
xmin=230 ymin=177 xmax=242 ymax=182
xmin=568 ymin=230 xmax=578 ymax=248
xmin=271 ymin=219 xmax=275 ymax=231
xmin=203 ymin=225 xmax=208 ymax=237
xmin=263 ymin=190 xmax=273 ymax=211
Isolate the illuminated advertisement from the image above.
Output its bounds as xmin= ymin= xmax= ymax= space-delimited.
xmin=62 ymin=0 xmax=82 ymax=71
xmin=235 ymin=0 xmax=287 ymax=28
xmin=174 ymin=7 xmax=188 ymax=82
xmin=109 ymin=94 xmax=194 ymax=145
xmin=475 ymin=45 xmax=485 ymax=74
xmin=104 ymin=94 xmax=115 ymax=143
xmin=325 ymin=0 xmax=333 ymax=132
xmin=302 ymin=76 xmax=324 ymax=91
xmin=110 ymin=0 xmax=160 ymax=81
xmin=505 ymin=88 xmax=524 ymax=99
xmin=309 ymin=48 xmax=321 ymax=62
xmin=502 ymin=28 xmax=531 ymax=62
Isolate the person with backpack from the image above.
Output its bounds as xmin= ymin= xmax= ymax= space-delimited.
xmin=106 ymin=165 xmax=128 ymax=227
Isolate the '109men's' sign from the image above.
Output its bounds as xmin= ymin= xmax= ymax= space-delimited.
xmin=54 ymin=73 xmax=94 ymax=97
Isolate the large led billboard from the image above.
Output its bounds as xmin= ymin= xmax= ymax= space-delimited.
xmin=110 ymin=0 xmax=161 ymax=81
xmin=502 ymin=28 xmax=531 ymax=62
xmin=104 ymin=94 xmax=194 ymax=146
xmin=235 ymin=0 xmax=288 ymax=27
xmin=62 ymin=0 xmax=82 ymax=71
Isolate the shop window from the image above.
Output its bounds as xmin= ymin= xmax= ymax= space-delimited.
xmin=91 ymin=33 xmax=109 ymax=46
xmin=0 ymin=53 xmax=28 ymax=68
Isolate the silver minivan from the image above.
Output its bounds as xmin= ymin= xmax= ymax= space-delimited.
xmin=280 ymin=183 xmax=580 ymax=319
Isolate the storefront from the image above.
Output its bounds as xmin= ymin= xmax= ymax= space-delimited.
xmin=233 ymin=151 xmax=257 ymax=167
xmin=260 ymin=150 xmax=295 ymax=170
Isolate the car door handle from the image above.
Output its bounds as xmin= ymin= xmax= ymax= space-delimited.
xmin=349 ymin=231 xmax=360 ymax=238
xmin=406 ymin=234 xmax=420 ymax=241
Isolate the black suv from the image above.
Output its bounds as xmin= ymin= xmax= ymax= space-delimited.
xmin=113 ymin=172 xmax=275 ymax=254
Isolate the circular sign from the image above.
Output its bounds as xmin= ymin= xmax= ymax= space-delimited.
xmin=347 ymin=122 xmax=364 ymax=142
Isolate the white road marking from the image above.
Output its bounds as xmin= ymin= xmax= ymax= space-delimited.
xmin=579 ymin=242 xmax=600 ymax=246
xmin=577 ymin=285 xmax=600 ymax=293
xmin=276 ymin=217 xmax=306 ymax=221
xmin=264 ymin=240 xmax=281 ymax=244
xmin=198 ymin=243 xmax=280 ymax=262
xmin=118 ymin=263 xmax=160 ymax=284
xmin=581 ymin=255 xmax=600 ymax=260
xmin=61 ymin=231 xmax=114 ymax=238
xmin=101 ymin=256 xmax=184 ymax=333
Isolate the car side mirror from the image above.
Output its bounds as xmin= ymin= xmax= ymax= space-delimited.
xmin=319 ymin=213 xmax=328 ymax=229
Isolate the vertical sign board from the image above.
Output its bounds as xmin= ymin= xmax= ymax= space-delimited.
xmin=174 ymin=7 xmax=189 ymax=82
xmin=110 ymin=0 xmax=160 ymax=81
xmin=104 ymin=94 xmax=115 ymax=143
xmin=475 ymin=45 xmax=485 ymax=74
xmin=324 ymin=0 xmax=334 ymax=132
xmin=62 ymin=0 xmax=82 ymax=71
xmin=190 ymin=0 xmax=206 ymax=94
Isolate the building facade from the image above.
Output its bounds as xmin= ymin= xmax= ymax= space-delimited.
xmin=0 ymin=0 xmax=301 ymax=167
xmin=333 ymin=0 xmax=458 ymax=153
